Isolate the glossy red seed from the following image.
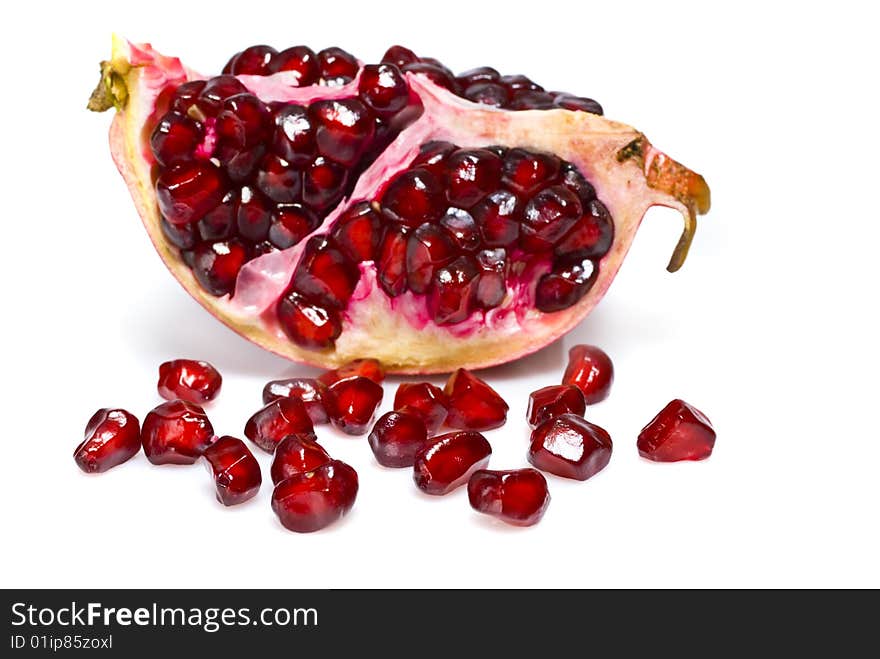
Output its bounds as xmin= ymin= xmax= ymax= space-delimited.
xmin=439 ymin=207 xmax=480 ymax=252
xmin=474 ymin=248 xmax=507 ymax=309
xmin=272 ymin=460 xmax=359 ymax=533
xmin=500 ymin=74 xmax=543 ymax=92
xmin=323 ymin=376 xmax=384 ymax=435
xmin=535 ymin=258 xmax=596 ymax=313
xmin=368 ymin=410 xmax=428 ymax=468
xmin=225 ymin=145 xmax=265 ymax=183
xmin=318 ymin=359 xmax=385 ymax=386
xmin=229 ymin=45 xmax=277 ymax=75
xmin=509 ymin=90 xmax=556 ymax=110
xmin=380 ymin=168 xmax=445 ymax=227
xmin=157 ymin=359 xmax=222 ymax=404
xmin=303 ymin=156 xmax=348 ymax=210
xmin=161 ymin=217 xmax=197 ymax=249
xmin=73 ymin=409 xmax=141 ymax=474
xmin=521 ymin=185 xmax=583 ymax=249
xmin=467 ymin=468 xmax=550 ymax=526
xmin=293 ymin=237 xmax=359 ymax=309
xmin=255 ymin=154 xmax=301 ymax=203
xmin=406 ymin=223 xmax=456 ymax=293
xmin=271 ymin=46 xmax=319 ymax=85
xmin=244 ymin=398 xmax=314 ymax=453
xmin=277 ymin=292 xmax=342 ymax=348
xmin=269 ymin=203 xmax=318 ymax=249
xmin=559 ymin=164 xmax=597 ymax=205
xmin=528 ymin=413 xmax=612 ymax=480
xmin=316 ymin=47 xmax=359 ymax=85
xmin=377 ymin=225 xmax=409 ymax=297
xmin=310 ymin=99 xmax=376 ymax=166
xmin=192 ymin=239 xmax=249 ymax=297
xmin=358 ymin=64 xmax=409 ymax=118
xmin=413 ymin=431 xmax=492 ymax=495
xmin=150 ymin=113 xmax=202 ymax=167
xmin=202 ymin=436 xmax=262 ymax=505
xmin=403 ymin=62 xmax=459 ymax=92
xmin=555 ymin=199 xmax=614 ymax=260
xmin=156 ymin=162 xmax=225 ymax=225
xmin=527 ymin=385 xmax=586 ymax=429
xmin=473 ymin=190 xmax=521 ymax=247
xmin=429 ymin=255 xmax=481 ymax=325
xmin=331 ymin=202 xmax=381 ymax=262
xmin=196 ymin=76 xmax=249 ymax=115
xmin=221 ymin=94 xmax=270 ymax=146
xmin=464 ymin=82 xmax=509 ymax=107
xmin=263 ymin=378 xmax=329 ymax=424
xmin=562 ymin=344 xmax=614 ymax=404
xmin=457 ymin=66 xmax=500 ymax=86
xmin=443 ymin=368 xmax=508 ymax=431
xmin=170 ymin=80 xmax=206 ymax=113
xmin=272 ymin=105 xmax=315 ymax=166
xmin=270 ymin=432 xmax=331 ymax=484
xmin=411 ymin=140 xmax=456 ymax=176
xmin=381 ymin=45 xmax=419 ymax=68
xmin=553 ymin=94 xmax=603 ymax=115
xmin=198 ymin=190 xmax=236 ymax=241
xmin=444 ymin=149 xmax=503 ymax=208
xmin=637 ymin=400 xmax=716 ymax=462
xmin=501 ymin=148 xmax=561 ymax=196
xmin=236 ymin=186 xmax=272 ymax=241
xmin=141 ymin=400 xmax=215 ymax=465
xmin=393 ymin=382 xmax=448 ymax=434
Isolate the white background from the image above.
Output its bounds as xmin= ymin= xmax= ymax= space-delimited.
xmin=1 ymin=1 xmax=877 ymax=588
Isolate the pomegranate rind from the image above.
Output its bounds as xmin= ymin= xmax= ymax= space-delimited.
xmin=94 ymin=38 xmax=710 ymax=373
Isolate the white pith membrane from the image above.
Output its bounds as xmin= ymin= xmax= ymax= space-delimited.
xmin=103 ymin=38 xmax=709 ymax=373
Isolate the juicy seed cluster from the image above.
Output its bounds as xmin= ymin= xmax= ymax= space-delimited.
xmin=277 ymin=143 xmax=615 ymax=349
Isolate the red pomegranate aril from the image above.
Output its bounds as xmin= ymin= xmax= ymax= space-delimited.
xmin=277 ymin=292 xmax=341 ymax=348
xmin=521 ymin=185 xmax=583 ymax=248
xmin=411 ymin=140 xmax=455 ymax=175
xmin=413 ymin=431 xmax=492 ymax=495
xmin=222 ymin=94 xmax=270 ymax=146
xmin=637 ymin=400 xmax=716 ymax=462
xmin=202 ymin=436 xmax=262 ymax=505
xmin=475 ymin=248 xmax=508 ymax=308
xmin=562 ymin=344 xmax=614 ymax=404
xmin=272 ymin=460 xmax=358 ymax=533
xmin=393 ymin=382 xmax=448 ymax=434
xmin=303 ymin=156 xmax=348 ymax=210
xmin=161 ymin=217 xmax=196 ymax=250
xmin=555 ymin=199 xmax=614 ymax=260
xmin=535 ymin=258 xmax=596 ymax=312
xmin=500 ymin=74 xmax=543 ymax=92
xmin=403 ymin=62 xmax=459 ymax=92
xmin=528 ymin=413 xmax=612 ymax=481
xmin=406 ymin=223 xmax=456 ymax=293
xmin=150 ymin=113 xmax=201 ymax=167
xmin=236 ymin=186 xmax=272 ymax=241
xmin=318 ymin=359 xmax=385 ymax=386
xmin=331 ymin=201 xmax=381 ymax=262
xmin=156 ymin=162 xmax=225 ymax=225
xmin=170 ymin=80 xmax=206 ymax=113
xmin=317 ymin=47 xmax=359 ymax=85
xmin=195 ymin=76 xmax=248 ymax=116
xmin=141 ymin=400 xmax=215 ymax=465
xmin=554 ymin=94 xmax=603 ymax=115
xmin=509 ymin=90 xmax=556 ymax=110
xmin=310 ymin=99 xmax=376 ymax=167
xmin=502 ymin=148 xmax=561 ymax=196
xmin=527 ymin=384 xmax=586 ymax=429
xmin=270 ymin=432 xmax=331 ymax=485
xmin=244 ymin=397 xmax=314 ymax=453
xmin=473 ymin=190 xmax=521 ymax=247
xmin=324 ymin=376 xmax=384 ymax=435
xmin=228 ymin=45 xmax=277 ymax=75
xmin=293 ymin=237 xmax=359 ymax=310
xmin=443 ymin=368 xmax=508 ymax=431
xmin=464 ymin=82 xmax=509 ymax=107
xmin=380 ymin=168 xmax=445 ymax=227
xmin=255 ymin=154 xmax=302 ymax=203
xmin=73 ymin=408 xmax=141 ymax=474
xmin=192 ymin=239 xmax=249 ymax=297
xmin=381 ymin=45 xmax=419 ymax=68
xmin=377 ymin=225 xmax=409 ymax=297
xmin=440 ymin=207 xmax=480 ymax=252
xmin=272 ymin=105 xmax=315 ymax=166
xmin=444 ymin=149 xmax=503 ymax=208
xmin=158 ymin=359 xmax=222 ymax=404
xmin=198 ymin=190 xmax=236 ymax=241
xmin=271 ymin=46 xmax=319 ymax=85
xmin=368 ymin=410 xmax=428 ymax=468
xmin=429 ymin=255 xmax=481 ymax=325
xmin=467 ymin=468 xmax=550 ymax=526
xmin=269 ymin=203 xmax=318 ymax=249
xmin=263 ymin=378 xmax=329 ymax=424
xmin=457 ymin=66 xmax=500 ymax=86
xmin=225 ymin=144 xmax=265 ymax=183
xmin=358 ymin=64 xmax=409 ymax=118
xmin=560 ymin=164 xmax=597 ymax=205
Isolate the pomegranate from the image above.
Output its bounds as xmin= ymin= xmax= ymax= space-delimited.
xmin=467 ymin=468 xmax=550 ymax=526
xmin=526 ymin=384 xmax=586 ymax=428
xmin=528 ymin=413 xmax=612 ymax=481
xmin=262 ymin=377 xmax=329 ymax=424
xmin=368 ymin=410 xmax=429 ymax=467
xmin=202 ymin=436 xmax=262 ymax=505
xmin=637 ymin=399 xmax=716 ymax=462
xmin=157 ymin=359 xmax=222 ymax=404
xmin=73 ymin=408 xmax=141 ymax=473
xmin=562 ymin=344 xmax=614 ymax=404
xmin=393 ymin=382 xmax=448 ymax=434
xmin=90 ymin=39 xmax=710 ymax=373
xmin=413 ymin=431 xmax=492 ymax=495
xmin=141 ymin=400 xmax=215 ymax=465
xmin=323 ymin=375 xmax=384 ymax=435
xmin=271 ymin=460 xmax=359 ymax=532
xmin=443 ymin=368 xmax=508 ymax=431
xmin=270 ymin=432 xmax=332 ymax=484
xmin=244 ymin=397 xmax=314 ymax=452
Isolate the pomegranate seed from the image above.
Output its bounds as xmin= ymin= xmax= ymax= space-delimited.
xmin=272 ymin=460 xmax=358 ymax=532
xmin=272 ymin=105 xmax=316 ymax=166
xmin=559 ymin=164 xmax=597 ymax=205
xmin=528 ymin=413 xmax=612 ymax=480
xmin=293 ymin=237 xmax=359 ymax=309
xmin=380 ymin=168 xmax=445 ymax=227
xmin=202 ymin=436 xmax=262 ymax=506
xmin=393 ymin=382 xmax=448 ymax=434
xmin=277 ymin=292 xmax=341 ymax=348
xmin=244 ymin=397 xmax=314 ymax=453
xmin=463 ymin=82 xmax=509 ymax=107
xmin=270 ymin=432 xmax=331 ymax=485
xmin=382 ymin=45 xmax=419 ymax=68
xmin=236 ymin=186 xmax=272 ymax=241
xmin=406 ymin=223 xmax=456 ymax=293
xmin=221 ymin=94 xmax=270 ymax=146
xmin=562 ymin=344 xmax=614 ymax=404
xmin=403 ymin=62 xmax=459 ymax=92
xmin=318 ymin=359 xmax=385 ymax=386
xmin=468 ymin=468 xmax=550 ymax=526
xmin=170 ymin=80 xmax=206 ymax=113
xmin=475 ymin=248 xmax=508 ymax=308
xmin=225 ymin=145 xmax=265 ymax=183
xmin=191 ymin=239 xmax=248 ymax=297
xmin=637 ymin=400 xmax=716 ymax=462
xmin=156 ymin=162 xmax=225 ymax=225
xmin=358 ymin=64 xmax=409 ymax=118
xmin=368 ymin=410 xmax=429 ymax=467
xmin=413 ymin=431 xmax=492 ymax=495
xmin=501 ymin=148 xmax=561 ymax=196
xmin=73 ymin=408 xmax=141 ymax=474
xmin=509 ymin=90 xmax=556 ymax=110
xmin=255 ymin=154 xmax=302 ymax=203
xmin=521 ymin=185 xmax=583 ymax=250
xmin=443 ymin=368 xmax=509 ymax=430
xmin=535 ymin=258 xmax=596 ymax=312
xmin=444 ymin=149 xmax=503 ymax=208
xmin=323 ymin=376 xmax=384 ymax=435
xmin=229 ymin=45 xmax=276 ymax=75
xmin=527 ymin=385 xmax=586 ymax=429
xmin=316 ymin=47 xmax=359 ymax=85
xmin=310 ymin=99 xmax=376 ymax=167
xmin=198 ymin=190 xmax=236 ymax=241
xmin=554 ymin=94 xmax=603 ymax=115
xmin=157 ymin=359 xmax=222 ymax=404
xmin=411 ymin=140 xmax=456 ymax=175
xmin=377 ymin=225 xmax=409 ymax=297
xmin=428 ymin=256 xmax=481 ymax=325
xmin=150 ymin=113 xmax=202 ymax=167
xmin=141 ymin=400 xmax=215 ymax=465
xmin=439 ymin=208 xmax=480 ymax=252
xmin=269 ymin=203 xmax=318 ymax=249
xmin=555 ymin=199 xmax=614 ymax=260
xmin=196 ymin=76 xmax=249 ymax=115
xmin=473 ymin=190 xmax=521 ymax=247
xmin=161 ymin=217 xmax=197 ymax=250
xmin=262 ymin=378 xmax=329 ymax=424
xmin=271 ymin=46 xmax=319 ymax=85
xmin=303 ymin=156 xmax=348 ymax=210
xmin=500 ymin=74 xmax=543 ymax=92
xmin=457 ymin=66 xmax=500 ymax=86
xmin=331 ymin=201 xmax=381 ymax=262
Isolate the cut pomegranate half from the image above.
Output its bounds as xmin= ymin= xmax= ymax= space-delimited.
xmin=90 ymin=39 xmax=710 ymax=373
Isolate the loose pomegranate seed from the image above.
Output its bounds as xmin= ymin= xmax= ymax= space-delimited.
xmin=141 ymin=400 xmax=215 ymax=465
xmin=467 ymin=468 xmax=550 ymax=526
xmin=413 ymin=431 xmax=492 ymax=495
xmin=73 ymin=408 xmax=141 ymax=474
xmin=562 ymin=344 xmax=614 ymax=404
xmin=411 ymin=140 xmax=456 ymax=175
xmin=310 ymin=99 xmax=376 ymax=167
xmin=202 ymin=436 xmax=262 ymax=506
xmin=272 ymin=460 xmax=359 ymax=532
xmin=393 ymin=382 xmax=448 ymax=434
xmin=277 ymin=292 xmax=342 ymax=348
xmin=302 ymin=156 xmax=348 ymax=210
xmin=555 ymin=199 xmax=614 ymax=260
xmin=368 ymin=410 xmax=429 ymax=467
xmin=323 ymin=376 xmax=384 ymax=435
xmin=358 ymin=64 xmax=409 ymax=118
xmin=475 ymin=248 xmax=508 ymax=308
xmin=255 ymin=154 xmax=302 ymax=203
xmin=318 ymin=359 xmax=385 ymax=386
xmin=316 ymin=47 xmax=359 ymax=85
xmin=637 ymin=400 xmax=716 ymax=462
xmin=473 ymin=190 xmax=521 ymax=247
xmin=444 ymin=149 xmax=503 ymax=208
xmin=528 ymin=413 xmax=612 ymax=481
xmin=332 ymin=202 xmax=381 ymax=262
xmin=406 ymin=223 xmax=456 ymax=293
xmin=534 ymin=258 xmax=596 ymax=312
xmin=376 ymin=225 xmax=409 ymax=297
xmin=429 ymin=255 xmax=481 ymax=325
xmin=244 ymin=397 xmax=314 ymax=453
xmin=262 ymin=378 xmax=329 ymax=424
xmin=381 ymin=45 xmax=419 ymax=68
xmin=293 ymin=236 xmax=359 ymax=310
xmin=270 ymin=432 xmax=331 ymax=484
xmin=380 ymin=168 xmax=445 ymax=227
xmin=527 ymin=384 xmax=586 ymax=429
xmin=501 ymin=148 xmax=561 ymax=196
xmin=271 ymin=46 xmax=319 ymax=85
xmin=443 ymin=368 xmax=508 ymax=430
xmin=157 ymin=359 xmax=223 ymax=404
xmin=440 ymin=208 xmax=480 ymax=252
xmin=191 ymin=239 xmax=249 ymax=297
xmin=235 ymin=186 xmax=272 ymax=241
xmin=156 ymin=162 xmax=225 ymax=225
xmin=228 ymin=45 xmax=277 ymax=75
xmin=269 ymin=203 xmax=318 ymax=249
xmin=520 ymin=185 xmax=583 ymax=250
xmin=272 ymin=105 xmax=316 ymax=165
xmin=150 ymin=113 xmax=202 ymax=167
